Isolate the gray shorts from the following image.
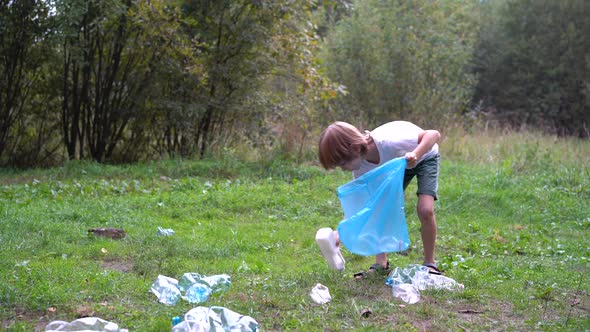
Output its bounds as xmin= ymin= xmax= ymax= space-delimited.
xmin=403 ymin=154 xmax=440 ymax=200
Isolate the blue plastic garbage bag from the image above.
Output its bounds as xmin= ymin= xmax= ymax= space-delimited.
xmin=336 ymin=157 xmax=410 ymax=256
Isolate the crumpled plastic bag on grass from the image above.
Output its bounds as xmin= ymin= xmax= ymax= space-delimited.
xmin=309 ymin=283 xmax=332 ymax=304
xmin=150 ymin=273 xmax=231 ymax=305
xmin=157 ymin=226 xmax=175 ymax=236
xmin=171 ymin=306 xmax=258 ymax=332
xmin=337 ymin=158 xmax=410 ymax=256
xmin=386 ymin=264 xmax=464 ymax=304
xmin=45 ymin=317 xmax=128 ymax=332
xmin=151 ymin=274 xmax=183 ymax=305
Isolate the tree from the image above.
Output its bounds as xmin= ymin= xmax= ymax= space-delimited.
xmin=176 ymin=1 xmax=286 ymax=158
xmin=320 ymin=0 xmax=479 ymax=129
xmin=159 ymin=0 xmax=339 ymax=158
xmin=1 ymin=0 xmax=342 ymax=166
xmin=472 ymin=0 xmax=589 ymax=137
xmin=55 ymin=0 xmax=171 ymax=162
xmin=0 ymin=0 xmax=50 ymax=163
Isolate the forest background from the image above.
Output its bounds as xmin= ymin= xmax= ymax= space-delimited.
xmin=1 ymin=0 xmax=588 ymax=168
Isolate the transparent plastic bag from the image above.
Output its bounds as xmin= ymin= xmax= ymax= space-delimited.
xmin=337 ymin=158 xmax=410 ymax=256
xmin=150 ymin=275 xmax=182 ymax=305
xmin=157 ymin=227 xmax=175 ymax=236
xmin=385 ymin=264 xmax=430 ymax=286
xmin=386 ymin=264 xmax=464 ymax=304
xmin=152 ymin=273 xmax=232 ymax=305
xmin=392 ymin=283 xmax=421 ymax=304
xmin=45 ymin=317 xmax=128 ymax=332
xmin=171 ymin=306 xmax=258 ymax=332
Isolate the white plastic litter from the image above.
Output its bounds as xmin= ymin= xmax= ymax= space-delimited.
xmin=386 ymin=264 xmax=464 ymax=304
xmin=414 ymin=274 xmax=465 ymax=292
xmin=315 ymin=227 xmax=345 ymax=271
xmin=392 ymin=283 xmax=421 ymax=304
xmin=157 ymin=227 xmax=175 ymax=236
xmin=45 ymin=317 xmax=128 ymax=332
xmin=150 ymin=274 xmax=182 ymax=305
xmin=151 ymin=273 xmax=232 ymax=305
xmin=309 ymin=283 xmax=332 ymax=304
xmin=171 ymin=306 xmax=258 ymax=332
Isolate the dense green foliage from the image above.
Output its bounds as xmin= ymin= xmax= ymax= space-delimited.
xmin=0 ymin=0 xmax=588 ymax=168
xmin=0 ymin=0 xmax=55 ymax=165
xmin=320 ymin=0 xmax=478 ymax=128
xmin=472 ymin=0 xmax=589 ymax=137
xmin=56 ymin=0 xmax=167 ymax=162
xmin=1 ymin=0 xmax=338 ymax=166
xmin=0 ymin=133 xmax=588 ymax=330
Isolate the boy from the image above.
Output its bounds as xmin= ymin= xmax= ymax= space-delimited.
xmin=318 ymin=121 xmax=442 ymax=275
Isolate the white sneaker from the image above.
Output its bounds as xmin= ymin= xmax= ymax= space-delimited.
xmin=315 ymin=228 xmax=345 ymax=271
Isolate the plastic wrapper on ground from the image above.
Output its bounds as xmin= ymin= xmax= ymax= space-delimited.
xmin=310 ymin=283 xmax=332 ymax=304
xmin=151 ymin=273 xmax=231 ymax=305
xmin=386 ymin=264 xmax=464 ymax=304
xmin=171 ymin=306 xmax=258 ymax=332
xmin=45 ymin=317 xmax=128 ymax=332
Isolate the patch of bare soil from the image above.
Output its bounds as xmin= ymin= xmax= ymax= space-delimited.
xmin=454 ymin=300 xmax=525 ymax=330
xmin=3 ymin=302 xmax=117 ymax=331
xmin=378 ymin=296 xmax=528 ymax=331
xmin=100 ymin=257 xmax=133 ymax=273
xmin=567 ymin=289 xmax=590 ymax=317
xmin=2 ymin=307 xmax=57 ymax=332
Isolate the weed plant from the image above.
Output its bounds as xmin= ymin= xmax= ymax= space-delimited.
xmin=0 ymin=131 xmax=588 ymax=331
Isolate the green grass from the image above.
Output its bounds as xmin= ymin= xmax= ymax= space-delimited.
xmin=1 ymin=131 xmax=589 ymax=331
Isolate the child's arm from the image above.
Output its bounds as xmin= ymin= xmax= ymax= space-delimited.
xmin=405 ymin=130 xmax=440 ymax=167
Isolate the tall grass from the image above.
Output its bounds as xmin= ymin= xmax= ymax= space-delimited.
xmin=0 ymin=130 xmax=588 ymax=331
xmin=443 ymin=127 xmax=589 ymax=167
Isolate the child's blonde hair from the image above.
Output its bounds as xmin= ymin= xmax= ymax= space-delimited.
xmin=318 ymin=121 xmax=369 ymax=169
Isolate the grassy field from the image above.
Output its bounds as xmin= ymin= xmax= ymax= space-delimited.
xmin=0 ymin=130 xmax=589 ymax=331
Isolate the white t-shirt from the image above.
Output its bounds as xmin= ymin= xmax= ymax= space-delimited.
xmin=352 ymin=121 xmax=438 ymax=178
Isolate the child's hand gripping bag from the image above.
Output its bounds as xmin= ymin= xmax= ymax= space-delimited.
xmin=336 ymin=157 xmax=410 ymax=256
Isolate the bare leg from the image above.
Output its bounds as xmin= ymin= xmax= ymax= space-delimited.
xmin=336 ymin=230 xmax=388 ymax=269
xmin=417 ymin=194 xmax=437 ymax=264
xmin=337 ymin=230 xmax=389 ymax=270
xmin=375 ymin=252 xmax=388 ymax=267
